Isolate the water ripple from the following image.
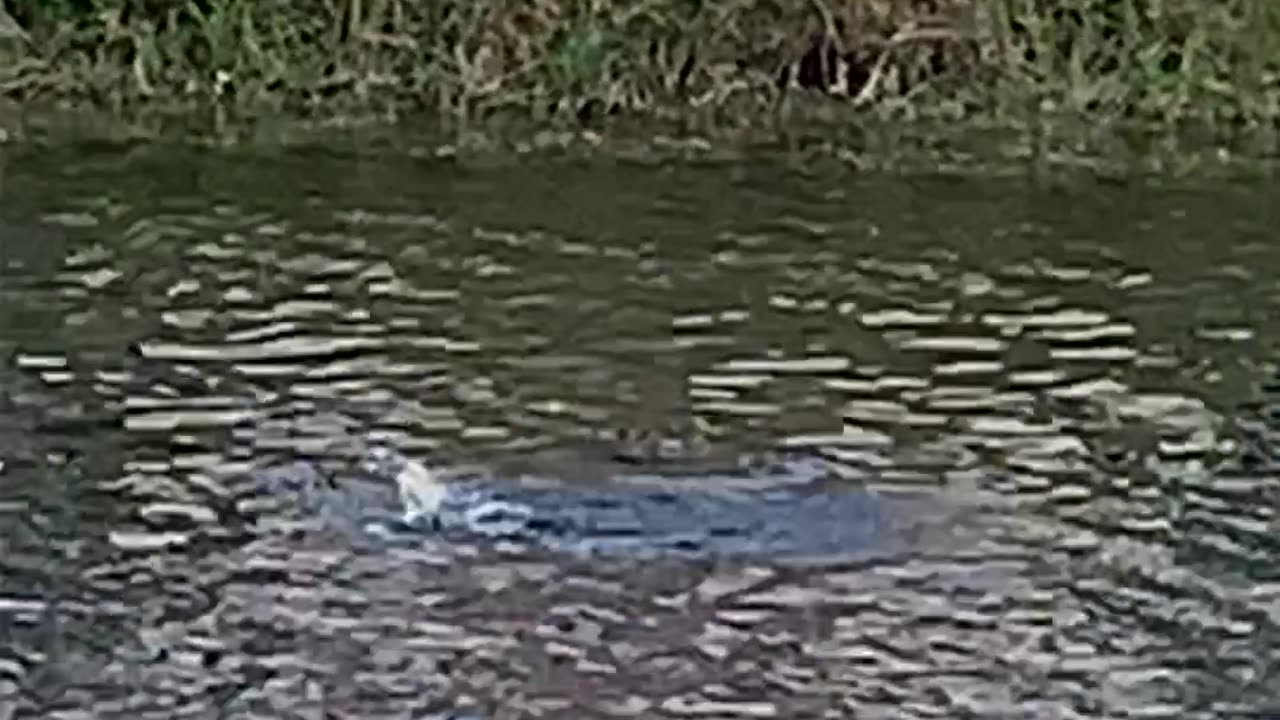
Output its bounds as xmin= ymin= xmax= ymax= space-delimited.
xmin=1 ymin=154 xmax=1279 ymax=717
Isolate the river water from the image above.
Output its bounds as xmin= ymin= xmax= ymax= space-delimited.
xmin=1 ymin=143 xmax=1279 ymax=718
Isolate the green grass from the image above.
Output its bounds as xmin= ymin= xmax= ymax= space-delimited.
xmin=1 ymin=0 xmax=1278 ymax=146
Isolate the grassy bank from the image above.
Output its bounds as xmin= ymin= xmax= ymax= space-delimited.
xmin=1 ymin=1 xmax=1279 ymax=151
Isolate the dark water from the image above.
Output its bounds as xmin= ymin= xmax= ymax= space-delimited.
xmin=2 ymin=143 xmax=1280 ymax=718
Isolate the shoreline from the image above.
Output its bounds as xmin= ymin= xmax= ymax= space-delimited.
xmin=1 ymin=101 xmax=1275 ymax=183
xmin=1 ymin=1 xmax=1279 ymax=178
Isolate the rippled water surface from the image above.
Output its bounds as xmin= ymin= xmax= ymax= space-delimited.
xmin=2 ymin=144 xmax=1280 ymax=718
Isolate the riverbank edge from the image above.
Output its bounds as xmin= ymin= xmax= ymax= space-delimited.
xmin=1 ymin=99 xmax=1277 ymax=183
xmin=2 ymin=1 xmax=1279 ymax=175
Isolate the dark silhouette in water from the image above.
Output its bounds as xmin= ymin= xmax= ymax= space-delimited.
xmin=248 ymin=440 xmax=891 ymax=560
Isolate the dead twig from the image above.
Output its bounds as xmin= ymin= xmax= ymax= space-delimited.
xmin=851 ymin=25 xmax=971 ymax=108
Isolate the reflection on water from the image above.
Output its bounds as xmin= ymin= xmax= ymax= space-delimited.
xmin=2 ymin=145 xmax=1280 ymax=717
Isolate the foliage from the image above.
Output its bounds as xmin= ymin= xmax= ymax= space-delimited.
xmin=0 ymin=0 xmax=1277 ymax=139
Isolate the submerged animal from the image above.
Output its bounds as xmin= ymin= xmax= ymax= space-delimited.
xmin=385 ymin=441 xmax=884 ymax=557
xmin=246 ymin=434 xmax=892 ymax=559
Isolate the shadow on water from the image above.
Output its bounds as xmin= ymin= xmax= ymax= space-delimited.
xmin=2 ymin=143 xmax=1280 ymax=717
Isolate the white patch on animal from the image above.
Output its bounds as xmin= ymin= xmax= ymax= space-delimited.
xmin=363 ymin=446 xmax=447 ymax=523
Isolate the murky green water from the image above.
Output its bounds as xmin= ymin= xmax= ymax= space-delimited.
xmin=2 ymin=143 xmax=1279 ymax=718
